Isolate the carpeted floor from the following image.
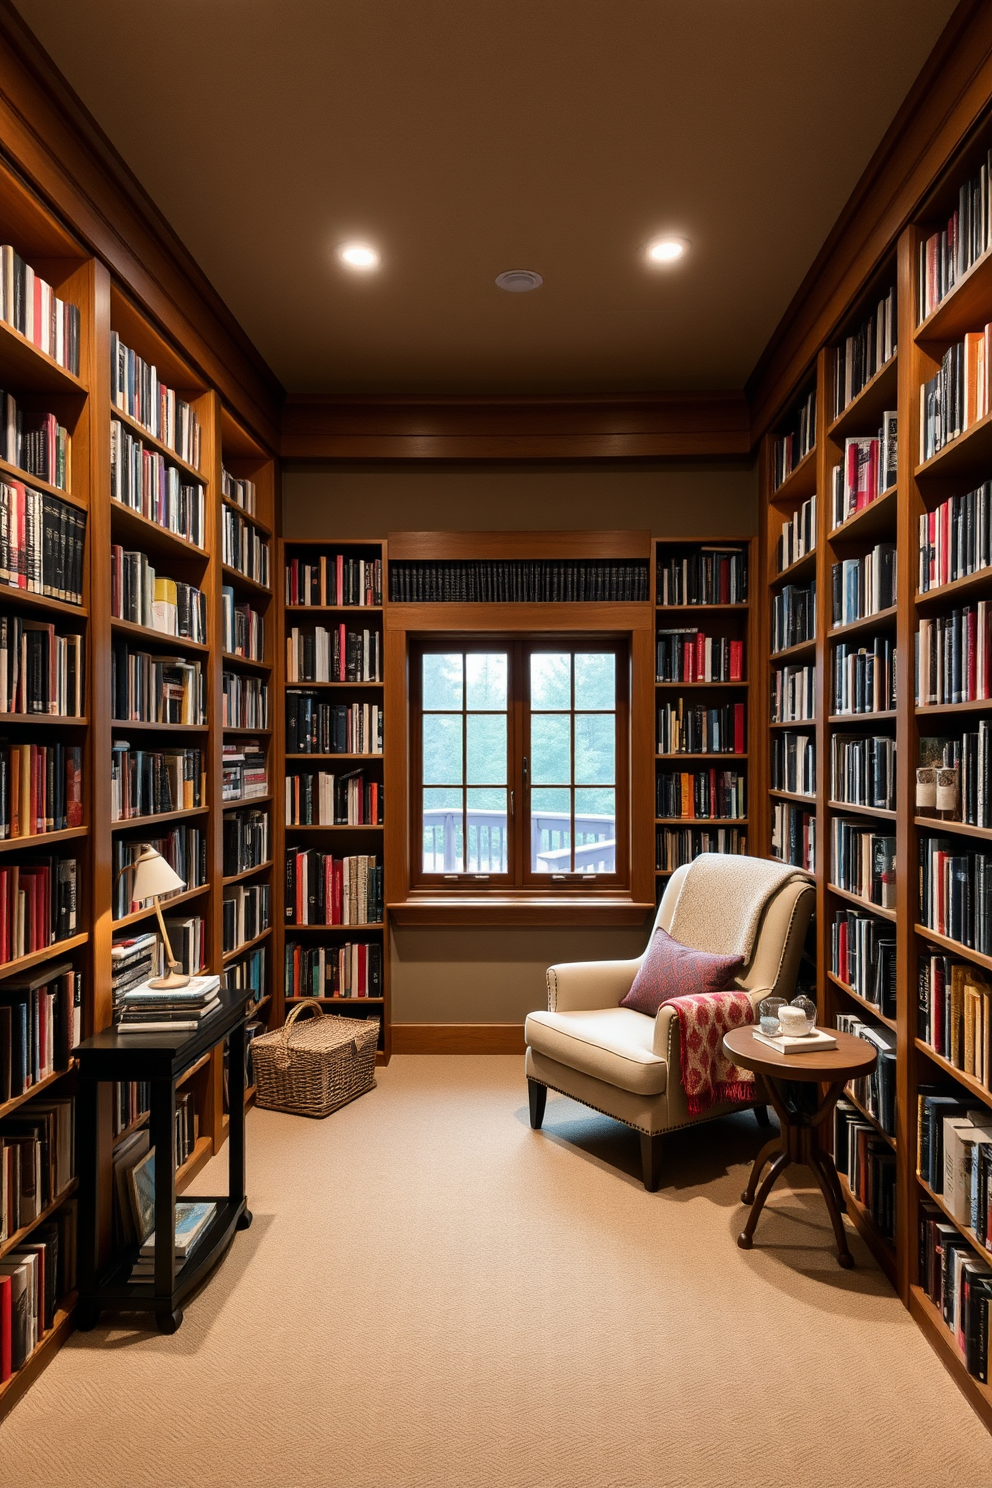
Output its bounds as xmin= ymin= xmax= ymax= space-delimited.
xmin=1 ymin=1055 xmax=990 ymax=1488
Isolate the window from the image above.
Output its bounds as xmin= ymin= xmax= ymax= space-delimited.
xmin=411 ymin=638 xmax=628 ymax=890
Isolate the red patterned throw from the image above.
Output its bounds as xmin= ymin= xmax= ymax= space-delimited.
xmin=660 ymin=990 xmax=756 ymax=1115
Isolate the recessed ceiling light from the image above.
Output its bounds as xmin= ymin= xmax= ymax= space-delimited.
xmin=646 ymin=236 xmax=690 ymax=265
xmin=338 ymin=242 xmax=380 ymax=270
xmin=495 ymin=270 xmax=543 ymax=293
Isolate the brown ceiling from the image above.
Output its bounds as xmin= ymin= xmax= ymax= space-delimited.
xmin=14 ymin=0 xmax=958 ymax=397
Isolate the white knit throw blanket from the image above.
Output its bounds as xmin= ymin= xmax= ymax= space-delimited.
xmin=667 ymin=853 xmax=813 ymax=964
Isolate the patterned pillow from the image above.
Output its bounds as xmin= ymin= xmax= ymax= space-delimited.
xmin=619 ymin=927 xmax=744 ymax=1017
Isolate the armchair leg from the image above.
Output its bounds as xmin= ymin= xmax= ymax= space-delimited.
xmin=754 ymin=1105 xmax=771 ymax=1129
xmin=640 ymin=1132 xmax=663 ymax=1192
xmin=528 ymin=1079 xmax=548 ymax=1130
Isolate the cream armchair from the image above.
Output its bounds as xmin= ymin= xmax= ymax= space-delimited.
xmin=524 ymin=861 xmax=815 ymax=1190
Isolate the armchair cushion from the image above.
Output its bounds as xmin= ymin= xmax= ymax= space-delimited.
xmin=619 ymin=927 xmax=743 ymax=1017
xmin=524 ymin=1008 xmax=668 ymax=1096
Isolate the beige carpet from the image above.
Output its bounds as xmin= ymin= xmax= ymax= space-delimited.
xmin=1 ymin=1056 xmax=990 ymax=1488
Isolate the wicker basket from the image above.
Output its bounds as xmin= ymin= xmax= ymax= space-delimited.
xmin=252 ymin=1002 xmax=379 ymax=1118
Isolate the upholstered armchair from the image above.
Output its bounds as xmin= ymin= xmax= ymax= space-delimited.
xmin=524 ymin=859 xmax=815 ymax=1190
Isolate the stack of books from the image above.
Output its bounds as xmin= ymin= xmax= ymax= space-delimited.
xmin=116 ymin=973 xmax=220 ymax=1034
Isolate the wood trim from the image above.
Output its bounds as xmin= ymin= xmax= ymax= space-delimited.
xmin=280 ymin=391 xmax=750 ymax=461
xmin=387 ymin=895 xmax=655 ymax=926
xmin=387 ymin=529 xmax=651 ymax=561
xmin=392 ymin=1023 xmax=526 ymax=1054
xmin=0 ymin=0 xmax=282 ymax=451
xmin=747 ymin=0 xmax=992 ymax=442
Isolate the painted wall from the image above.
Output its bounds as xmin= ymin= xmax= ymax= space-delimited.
xmin=282 ymin=458 xmax=757 ymax=1024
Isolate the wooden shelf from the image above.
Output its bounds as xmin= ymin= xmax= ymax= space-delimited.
xmin=0 ymin=316 xmax=87 ymax=395
xmin=0 ymin=453 xmax=85 ymax=509
xmin=176 ymin=1051 xmax=212 ymax=1088
xmin=221 ymin=564 xmax=270 ymax=599
xmin=909 ymin=1285 xmax=992 ymax=1430
xmin=654 ymin=679 xmax=746 ymax=689
xmin=284 ymin=679 xmax=382 ymax=690
xmin=0 ymin=1178 xmax=79 ymax=1263
xmin=768 ymin=788 xmax=817 ymax=804
xmin=916 ymin=243 xmax=992 ymax=344
xmin=914 ymin=1038 xmax=992 ymax=1113
xmin=111 ymin=805 xmax=209 ymax=832
xmin=827 ymin=972 xmax=897 ymax=1032
xmin=916 ymin=697 xmax=992 ymax=717
xmin=917 ymin=1171 xmax=992 ymax=1267
xmin=770 ymin=445 xmax=816 ymax=504
xmin=285 ymin=604 xmax=383 ymax=614
xmin=0 ymin=825 xmax=89 ymax=854
xmin=827 ymin=354 xmax=898 ymax=442
xmin=174 ymin=1134 xmax=213 ymax=1194
xmin=110 ymin=719 xmax=208 ymax=733
xmin=0 ymin=932 xmax=88 ymax=983
xmin=223 ymin=859 xmax=273 ymax=886
xmin=0 ymin=712 xmax=87 ymax=728
xmin=285 ymin=822 xmax=383 ymax=832
xmin=285 ymin=753 xmax=382 ymax=762
xmin=828 ymin=710 xmax=897 ymax=723
xmin=828 ymin=885 xmax=897 ymax=922
xmin=285 ymin=922 xmax=385 ymax=932
xmin=655 ymin=603 xmax=748 ymax=613
xmin=112 ymin=405 xmax=205 ymax=484
xmin=913 ymin=923 xmax=992 ymax=975
xmin=771 ymin=548 xmax=816 ymax=585
xmin=654 ymin=817 xmax=747 ymax=826
xmin=222 ymin=792 xmax=273 ymax=808
xmin=221 ymin=495 xmax=271 ymax=536
xmin=0 ymin=1291 xmax=77 ymax=1417
xmin=221 ymin=651 xmax=270 ymax=673
xmin=112 ymin=881 xmax=209 ymax=930
xmin=915 ymin=409 xmax=992 ymax=483
xmin=0 ymin=1063 xmax=74 ymax=1123
xmin=843 ymin=1086 xmax=896 ymax=1151
xmin=829 ymin=605 xmax=898 ymax=642
xmin=222 ymin=925 xmax=272 ymax=964
xmin=838 ymin=1172 xmax=897 ymax=1287
xmin=769 ymin=636 xmax=817 ymax=662
xmin=916 ymin=564 xmax=992 ymax=611
xmin=915 ymin=816 xmax=992 ymax=842
xmin=0 ymin=586 xmax=88 ymax=620
xmin=285 ymin=995 xmax=385 ymax=1005
xmin=111 ymin=616 xmax=209 ymax=654
xmin=655 ymin=753 xmax=748 ymax=761
xmin=826 ymin=799 xmax=897 ymax=820
xmin=110 ymin=497 xmax=207 ymax=564
xmin=769 ymin=719 xmax=816 ymax=730
xmin=828 ymin=485 xmax=898 ymax=546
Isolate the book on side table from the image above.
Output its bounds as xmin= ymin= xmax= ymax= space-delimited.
xmin=752 ymin=1027 xmax=838 ymax=1055
xmin=116 ymin=974 xmax=221 ymax=1033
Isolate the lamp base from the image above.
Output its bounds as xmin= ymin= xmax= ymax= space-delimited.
xmin=147 ymin=968 xmax=191 ymax=990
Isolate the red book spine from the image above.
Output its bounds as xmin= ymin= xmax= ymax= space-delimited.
xmin=729 ymin=640 xmax=742 ymax=682
xmin=338 ymin=623 xmax=346 ymax=681
xmin=733 ymin=704 xmax=745 ymax=755
xmin=0 ymin=868 xmax=8 ymax=963
xmin=969 ymin=607 xmax=979 ymax=700
xmin=324 ymin=854 xmax=333 ymax=925
xmin=695 ymin=633 xmax=705 ymax=681
xmin=336 ymin=555 xmax=344 ymax=607
xmin=332 ymin=859 xmax=343 ymax=924
xmin=358 ymin=942 xmax=367 ymax=997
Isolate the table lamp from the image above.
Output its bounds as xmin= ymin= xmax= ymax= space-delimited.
xmin=130 ymin=844 xmax=189 ymax=989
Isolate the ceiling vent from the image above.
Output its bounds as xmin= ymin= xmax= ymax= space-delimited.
xmin=495 ymin=270 xmax=543 ymax=293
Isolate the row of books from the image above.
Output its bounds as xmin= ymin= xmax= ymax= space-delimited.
xmin=0 ymin=247 xmax=80 ymax=374
xmin=0 ymin=619 xmax=82 ymax=719
xmin=919 ymin=1196 xmax=992 ymax=1385
xmin=286 ymin=626 xmax=382 ymax=684
xmin=113 ymin=1078 xmax=149 ymax=1138
xmin=831 ymin=819 xmax=896 ymax=909
xmin=221 ymin=673 xmax=269 ymax=731
xmin=833 ymin=637 xmax=897 ymax=715
xmin=918 ymin=149 xmax=992 ymax=320
xmin=0 ymin=394 xmax=70 ymax=492
xmin=222 ymin=507 xmax=270 ymax=588
xmin=0 ymin=1197 xmax=76 ymax=1381
xmin=656 ymin=700 xmax=745 ymax=755
xmin=111 ymin=547 xmax=205 ymax=643
xmin=918 ymin=484 xmax=992 ymax=593
xmin=111 ymin=931 xmax=163 ymax=1019
xmin=919 ymin=331 xmax=991 ymax=463
xmin=918 ymin=1092 xmax=992 ymax=1210
xmin=654 ymin=630 xmax=743 ymax=683
xmin=285 ymin=771 xmax=382 ymax=827
xmin=771 ymin=581 xmax=815 ymax=653
xmin=656 ymin=549 xmax=745 ymax=607
xmin=770 ymin=730 xmax=816 ymax=797
xmin=831 ymin=544 xmax=897 ymax=627
xmin=111 ymin=419 xmax=205 ymax=548
xmin=830 ymin=422 xmax=898 ymax=528
xmin=221 ymin=741 xmax=267 ymax=801
xmin=223 ymin=808 xmax=269 ymax=878
xmin=110 ymin=742 xmax=205 ymax=822
xmin=773 ymin=388 xmax=816 ymax=490
xmin=222 ymin=883 xmax=270 ymax=955
xmin=285 ymin=695 xmax=382 ymax=756
xmin=226 ymin=946 xmax=266 ymax=1005
xmin=917 ymin=950 xmax=991 ymax=1086
xmin=390 ymin=559 xmax=649 ymax=605
xmin=286 ymin=554 xmax=382 ymax=607
xmin=917 ymin=606 xmax=992 ymax=706
xmin=920 ymin=726 xmax=992 ymax=829
xmin=285 ymin=939 xmax=384 ymax=999
xmin=835 ymin=1011 xmax=896 ymax=1134
xmin=0 ymin=1094 xmax=74 ymax=1236
xmin=112 ymin=828 xmax=206 ymax=921
xmin=284 ymin=850 xmax=383 ymax=925
xmin=829 ymin=733 xmax=896 ymax=812
xmin=830 ymin=907 xmax=895 ymax=1019
xmin=221 ymin=587 xmax=264 ymax=661
xmin=770 ymin=802 xmax=815 ymax=872
xmin=221 ymin=468 xmax=256 ymax=516
xmin=655 ymin=769 xmax=745 ymax=821
xmin=0 ymin=855 xmax=77 ymax=963
xmin=0 ymin=962 xmax=78 ymax=1102
xmin=0 ymin=743 xmax=83 ymax=838
xmin=919 ymin=835 xmax=992 ymax=953
xmin=771 ymin=663 xmax=814 ymax=723
xmin=656 ymin=827 xmax=747 ymax=872
xmin=776 ymin=493 xmax=815 ymax=573
xmin=111 ymin=644 xmax=204 ymax=726
xmin=116 ymin=973 xmax=218 ymax=1035
xmin=110 ymin=332 xmax=201 ymax=469
xmin=834 ymin=1099 xmax=895 ymax=1241
xmin=831 ymin=288 xmax=896 ymax=417
xmin=0 ymin=482 xmax=85 ymax=605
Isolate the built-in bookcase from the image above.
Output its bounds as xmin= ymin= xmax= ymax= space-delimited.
xmin=652 ymin=537 xmax=755 ymax=903
xmin=758 ymin=110 xmax=992 ymax=1428
xmin=278 ymin=538 xmax=389 ymax=1057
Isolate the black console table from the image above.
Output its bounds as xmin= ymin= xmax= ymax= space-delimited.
xmin=75 ymin=988 xmax=253 ymax=1334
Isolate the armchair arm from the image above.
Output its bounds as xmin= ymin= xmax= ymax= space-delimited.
xmin=651 ymin=984 xmax=771 ymax=1057
xmin=546 ymin=958 xmax=642 ymax=1013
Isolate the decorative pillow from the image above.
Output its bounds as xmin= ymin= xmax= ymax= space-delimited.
xmin=619 ymin=927 xmax=744 ymax=1017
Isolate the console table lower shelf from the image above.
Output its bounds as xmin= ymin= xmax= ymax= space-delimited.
xmin=74 ymin=988 xmax=253 ymax=1334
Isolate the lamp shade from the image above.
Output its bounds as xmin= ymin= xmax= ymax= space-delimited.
xmin=130 ymin=845 xmax=186 ymax=903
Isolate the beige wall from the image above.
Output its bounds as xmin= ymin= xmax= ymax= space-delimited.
xmin=282 ymin=459 xmax=757 ymax=1024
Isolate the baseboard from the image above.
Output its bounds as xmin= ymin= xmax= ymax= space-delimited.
xmin=392 ymin=1023 xmax=526 ymax=1055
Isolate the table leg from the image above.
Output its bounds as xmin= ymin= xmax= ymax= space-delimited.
xmin=227 ymin=1018 xmax=252 ymax=1230
xmin=809 ymin=1146 xmax=854 ymax=1268
xmin=150 ymin=1076 xmax=177 ymax=1320
xmin=75 ymin=1076 xmax=100 ymax=1330
xmin=738 ymin=1149 xmax=791 ymax=1250
xmin=742 ymin=1136 xmax=784 ymax=1205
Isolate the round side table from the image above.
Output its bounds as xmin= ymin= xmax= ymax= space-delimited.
xmin=722 ymin=1025 xmax=878 ymax=1268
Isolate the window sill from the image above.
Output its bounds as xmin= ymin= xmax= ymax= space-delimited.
xmin=387 ymin=895 xmax=655 ymax=927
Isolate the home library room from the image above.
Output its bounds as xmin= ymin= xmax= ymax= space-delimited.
xmin=757 ymin=109 xmax=992 ymax=1427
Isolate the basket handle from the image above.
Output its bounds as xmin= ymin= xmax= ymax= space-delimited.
xmin=274 ymin=999 xmax=324 ymax=1068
